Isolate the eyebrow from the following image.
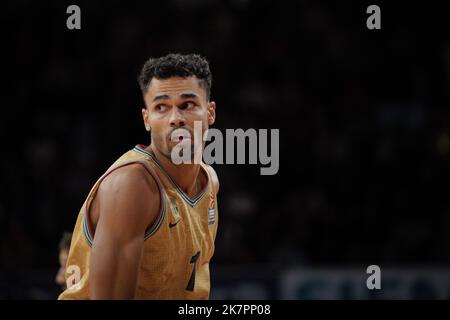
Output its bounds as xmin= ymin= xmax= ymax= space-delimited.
xmin=151 ymin=92 xmax=200 ymax=103
xmin=152 ymin=94 xmax=170 ymax=103
xmin=180 ymin=93 xmax=199 ymax=99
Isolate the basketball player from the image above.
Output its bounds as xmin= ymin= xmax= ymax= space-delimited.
xmin=58 ymin=54 xmax=219 ymax=299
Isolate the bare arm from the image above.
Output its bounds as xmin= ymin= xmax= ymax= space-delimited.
xmin=89 ymin=163 xmax=160 ymax=300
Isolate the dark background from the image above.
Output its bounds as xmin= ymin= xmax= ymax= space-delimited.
xmin=1 ymin=0 xmax=450 ymax=299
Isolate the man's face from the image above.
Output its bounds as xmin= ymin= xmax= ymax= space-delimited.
xmin=142 ymin=76 xmax=216 ymax=161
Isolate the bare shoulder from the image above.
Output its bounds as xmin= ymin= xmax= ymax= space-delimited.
xmin=95 ymin=163 xmax=161 ymax=234
xmin=99 ymin=163 xmax=159 ymax=195
xmin=204 ymin=164 xmax=220 ymax=195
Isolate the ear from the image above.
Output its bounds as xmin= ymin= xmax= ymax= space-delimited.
xmin=142 ymin=107 xmax=151 ymax=132
xmin=207 ymin=101 xmax=216 ymax=126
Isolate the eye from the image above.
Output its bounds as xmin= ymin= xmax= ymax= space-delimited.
xmin=180 ymin=102 xmax=196 ymax=110
xmin=154 ymin=104 xmax=167 ymax=112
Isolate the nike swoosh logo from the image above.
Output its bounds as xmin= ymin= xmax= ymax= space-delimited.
xmin=169 ymin=221 xmax=179 ymax=228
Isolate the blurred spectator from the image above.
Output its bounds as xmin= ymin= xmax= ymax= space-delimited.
xmin=55 ymin=232 xmax=72 ymax=291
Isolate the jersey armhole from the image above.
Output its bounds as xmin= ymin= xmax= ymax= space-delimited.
xmin=83 ymin=160 xmax=166 ymax=247
xmin=141 ymin=162 xmax=166 ymax=240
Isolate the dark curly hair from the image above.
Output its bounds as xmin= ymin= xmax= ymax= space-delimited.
xmin=138 ymin=53 xmax=212 ymax=100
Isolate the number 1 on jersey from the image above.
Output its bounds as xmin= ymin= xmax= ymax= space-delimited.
xmin=186 ymin=251 xmax=200 ymax=291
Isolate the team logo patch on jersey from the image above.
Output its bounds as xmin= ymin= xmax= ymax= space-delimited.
xmin=208 ymin=193 xmax=215 ymax=225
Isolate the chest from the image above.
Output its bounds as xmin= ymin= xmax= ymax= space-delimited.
xmin=141 ymin=191 xmax=216 ymax=273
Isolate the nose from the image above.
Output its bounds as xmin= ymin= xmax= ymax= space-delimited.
xmin=169 ymin=107 xmax=186 ymax=128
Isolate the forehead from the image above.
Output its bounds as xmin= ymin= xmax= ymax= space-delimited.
xmin=145 ymin=76 xmax=206 ymax=102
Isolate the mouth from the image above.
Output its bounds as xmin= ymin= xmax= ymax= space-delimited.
xmin=169 ymin=129 xmax=192 ymax=143
xmin=171 ymin=136 xmax=191 ymax=143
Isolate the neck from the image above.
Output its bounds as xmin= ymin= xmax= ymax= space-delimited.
xmin=147 ymin=144 xmax=202 ymax=198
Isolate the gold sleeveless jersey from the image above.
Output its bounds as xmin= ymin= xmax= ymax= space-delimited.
xmin=58 ymin=145 xmax=219 ymax=300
